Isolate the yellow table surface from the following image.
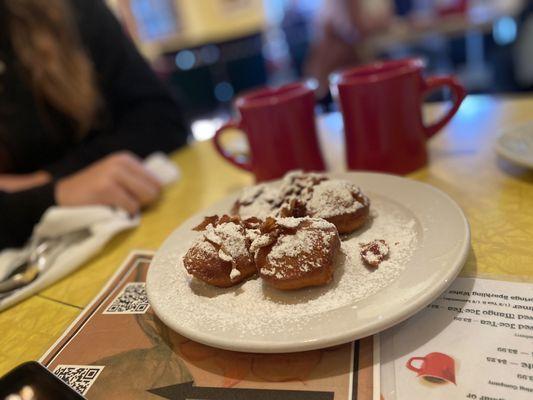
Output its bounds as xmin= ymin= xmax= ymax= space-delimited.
xmin=1 ymin=95 xmax=532 ymax=375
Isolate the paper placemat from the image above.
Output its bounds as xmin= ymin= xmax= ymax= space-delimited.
xmin=40 ymin=251 xmax=379 ymax=399
xmin=380 ymin=277 xmax=533 ymax=400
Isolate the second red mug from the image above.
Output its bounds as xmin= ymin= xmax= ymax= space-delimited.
xmin=332 ymin=58 xmax=466 ymax=174
xmin=213 ymin=82 xmax=325 ymax=182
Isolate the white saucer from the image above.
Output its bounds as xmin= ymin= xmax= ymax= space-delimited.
xmin=495 ymin=123 xmax=533 ymax=169
xmin=146 ymin=172 xmax=470 ymax=353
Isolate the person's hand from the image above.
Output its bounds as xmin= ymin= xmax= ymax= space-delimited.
xmin=55 ymin=152 xmax=162 ymax=214
xmin=0 ymin=171 xmax=51 ymax=192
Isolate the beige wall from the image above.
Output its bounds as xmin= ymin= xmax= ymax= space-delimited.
xmin=172 ymin=0 xmax=265 ymax=48
xmin=107 ymin=0 xmax=265 ymax=58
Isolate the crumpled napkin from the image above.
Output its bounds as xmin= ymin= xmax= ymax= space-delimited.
xmin=0 ymin=152 xmax=180 ymax=311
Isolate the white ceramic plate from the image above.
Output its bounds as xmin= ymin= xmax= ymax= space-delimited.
xmin=146 ymin=172 xmax=470 ymax=353
xmin=495 ymin=124 xmax=533 ymax=169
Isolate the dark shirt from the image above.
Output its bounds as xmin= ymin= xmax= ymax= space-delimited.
xmin=0 ymin=0 xmax=188 ymax=249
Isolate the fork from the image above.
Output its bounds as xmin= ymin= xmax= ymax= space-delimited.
xmin=0 ymin=229 xmax=91 ymax=297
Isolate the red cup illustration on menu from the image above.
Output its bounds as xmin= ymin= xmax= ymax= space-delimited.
xmin=406 ymin=352 xmax=456 ymax=385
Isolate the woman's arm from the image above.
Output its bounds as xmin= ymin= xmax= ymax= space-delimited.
xmin=0 ymin=152 xmax=162 ymax=250
xmin=44 ymin=0 xmax=189 ymax=178
xmin=0 ymin=172 xmax=51 ymax=193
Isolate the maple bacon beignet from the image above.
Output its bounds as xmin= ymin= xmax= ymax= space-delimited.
xmin=252 ymin=217 xmax=341 ymax=290
xmin=183 ymin=215 xmax=259 ymax=287
xmin=232 ymin=171 xmax=370 ymax=234
xmin=305 ymin=180 xmax=370 ymax=234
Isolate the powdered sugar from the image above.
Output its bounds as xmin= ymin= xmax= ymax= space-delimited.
xmin=218 ymin=248 xmax=232 ymax=262
xmin=239 ymin=184 xmax=267 ymax=205
xmin=275 ymin=217 xmax=301 ymax=229
xmin=188 ymin=238 xmax=217 ymax=260
xmin=245 ymin=228 xmax=261 ymax=242
xmin=278 ymin=171 xmax=327 ymax=198
xmin=203 ymin=222 xmax=248 ymax=267
xmin=266 ymin=228 xmax=327 ymax=273
xmin=250 ymin=234 xmax=273 ymax=256
xmin=307 ymin=180 xmax=366 ymax=218
xmin=236 ymin=185 xmax=280 ymax=219
xmin=171 ymin=195 xmax=418 ymax=336
xmin=230 ymin=268 xmax=241 ymax=279
xmin=274 ymin=216 xmax=335 ymax=231
xmin=364 ymin=251 xmax=380 ymax=264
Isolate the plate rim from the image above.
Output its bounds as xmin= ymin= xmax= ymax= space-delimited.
xmin=147 ymin=172 xmax=470 ymax=353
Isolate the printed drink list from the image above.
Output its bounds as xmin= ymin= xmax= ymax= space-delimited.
xmin=381 ymin=277 xmax=533 ymax=400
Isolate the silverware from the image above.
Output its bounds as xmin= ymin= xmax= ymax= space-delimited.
xmin=0 ymin=228 xmax=92 ymax=296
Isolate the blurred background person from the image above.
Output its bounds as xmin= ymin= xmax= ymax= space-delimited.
xmin=0 ymin=0 xmax=189 ymax=249
xmin=304 ymin=0 xmax=393 ymax=99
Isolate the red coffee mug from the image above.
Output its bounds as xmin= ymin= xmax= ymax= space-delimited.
xmin=213 ymin=82 xmax=326 ymax=182
xmin=406 ymin=352 xmax=456 ymax=384
xmin=332 ymin=58 xmax=466 ymax=174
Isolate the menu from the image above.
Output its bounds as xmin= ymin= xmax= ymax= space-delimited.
xmin=380 ymin=277 xmax=533 ymax=400
xmin=40 ymin=251 xmax=378 ymax=400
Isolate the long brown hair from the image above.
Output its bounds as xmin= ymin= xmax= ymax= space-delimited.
xmin=4 ymin=0 xmax=100 ymax=135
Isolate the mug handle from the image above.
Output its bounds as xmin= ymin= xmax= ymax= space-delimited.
xmin=213 ymin=120 xmax=252 ymax=171
xmin=422 ymin=76 xmax=466 ymax=139
xmin=406 ymin=357 xmax=425 ymax=373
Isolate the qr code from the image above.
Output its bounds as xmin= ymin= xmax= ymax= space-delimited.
xmin=103 ymin=282 xmax=150 ymax=314
xmin=53 ymin=364 xmax=104 ymax=395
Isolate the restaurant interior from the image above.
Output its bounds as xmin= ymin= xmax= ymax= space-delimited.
xmin=109 ymin=0 xmax=531 ymax=138
xmin=0 ymin=1 xmax=532 ymax=400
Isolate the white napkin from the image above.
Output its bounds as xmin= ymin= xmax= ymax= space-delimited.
xmin=0 ymin=152 xmax=180 ymax=311
xmin=144 ymin=152 xmax=181 ymax=185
